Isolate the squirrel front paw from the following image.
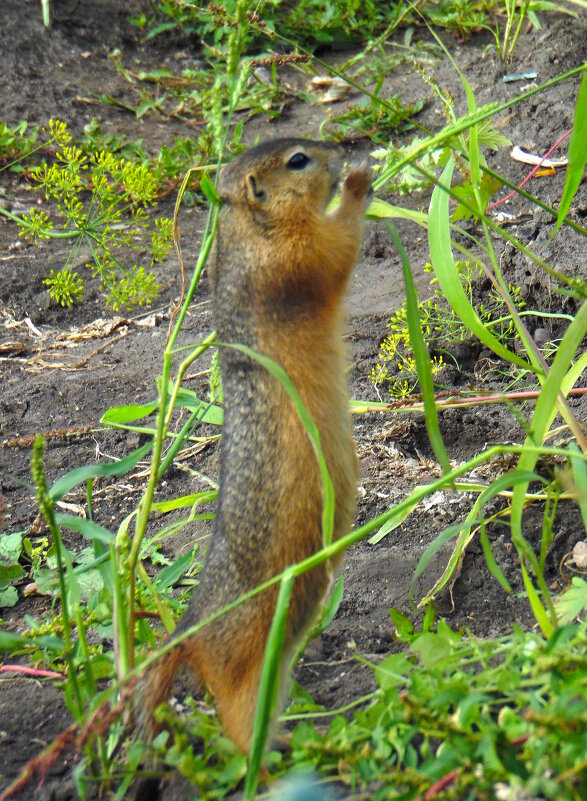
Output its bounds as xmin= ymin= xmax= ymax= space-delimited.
xmin=343 ymin=162 xmax=373 ymax=203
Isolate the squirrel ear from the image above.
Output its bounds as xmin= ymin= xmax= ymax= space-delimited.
xmin=246 ymin=173 xmax=267 ymax=204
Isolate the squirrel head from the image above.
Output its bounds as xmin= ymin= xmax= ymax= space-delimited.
xmin=218 ymin=139 xmax=344 ymax=226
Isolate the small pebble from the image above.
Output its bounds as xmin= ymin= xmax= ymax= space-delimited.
xmin=533 ymin=327 xmax=550 ymax=346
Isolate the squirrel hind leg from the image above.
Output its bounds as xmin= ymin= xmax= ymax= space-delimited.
xmin=211 ymin=662 xmax=264 ymax=754
xmin=136 ymin=641 xmax=200 ymax=740
xmin=195 ymin=595 xmax=294 ymax=755
xmin=200 ymin=645 xmax=292 ymax=755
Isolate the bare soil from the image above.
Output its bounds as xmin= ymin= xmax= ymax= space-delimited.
xmin=0 ymin=2 xmax=585 ymax=799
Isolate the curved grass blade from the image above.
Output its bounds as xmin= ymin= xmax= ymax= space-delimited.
xmin=54 ymin=514 xmax=114 ymax=545
xmin=387 ymin=222 xmax=450 ymax=474
xmin=429 ymin=160 xmax=528 ymax=369
xmin=555 ymin=69 xmax=587 ymax=234
xmin=222 ymin=342 xmax=335 ymax=547
xmin=368 ymin=484 xmax=426 ymax=544
xmin=245 ymin=571 xmax=294 ymax=800
xmin=479 ymin=521 xmax=512 ymax=594
xmin=509 ymin=299 xmax=587 ymax=632
xmin=367 ymin=198 xmax=428 ymax=227
xmin=416 ymin=469 xmax=545 ymax=606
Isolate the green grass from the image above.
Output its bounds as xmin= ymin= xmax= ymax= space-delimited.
xmin=1 ymin=1 xmax=586 ymax=799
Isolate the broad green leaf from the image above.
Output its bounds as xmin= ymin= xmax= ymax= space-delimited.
xmin=54 ymin=514 xmax=115 ymax=544
xmin=555 ymin=577 xmax=587 ymax=624
xmin=0 ymin=564 xmax=25 ymax=581
xmin=0 ymin=586 xmax=18 ymax=608
xmin=101 ymin=403 xmax=157 ymax=424
xmin=49 ymin=442 xmax=152 ymax=501
xmin=75 ymin=569 xmax=104 ymax=599
xmin=389 ymin=607 xmax=415 ymax=642
xmin=374 ymin=652 xmax=412 ymax=690
xmin=0 ymin=531 xmax=23 ymax=565
xmin=410 ymin=632 xmax=452 ymax=669
xmin=102 ymin=394 xmax=223 ymax=427
xmin=154 ymin=548 xmax=199 ymax=591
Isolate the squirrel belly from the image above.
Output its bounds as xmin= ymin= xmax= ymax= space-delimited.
xmin=139 ymin=138 xmax=371 ymax=755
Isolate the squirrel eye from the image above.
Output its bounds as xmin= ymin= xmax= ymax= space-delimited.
xmin=286 ymin=152 xmax=310 ymax=171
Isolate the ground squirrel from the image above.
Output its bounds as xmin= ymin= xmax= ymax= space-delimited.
xmin=141 ymin=138 xmax=371 ymax=754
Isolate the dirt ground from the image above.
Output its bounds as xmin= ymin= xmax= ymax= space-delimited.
xmin=0 ymin=1 xmax=586 ymax=799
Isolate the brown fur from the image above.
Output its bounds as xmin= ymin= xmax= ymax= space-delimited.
xmin=139 ymin=139 xmax=371 ymax=754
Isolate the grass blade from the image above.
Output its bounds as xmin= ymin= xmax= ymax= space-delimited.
xmin=54 ymin=514 xmax=114 ymax=545
xmin=428 ymin=160 xmax=528 ymax=368
xmin=510 ymin=299 xmax=587 ymax=631
xmin=245 ymin=571 xmax=294 ymax=800
xmin=49 ymin=442 xmax=152 ymax=502
xmin=368 ymin=484 xmax=427 ymax=544
xmin=387 ymin=222 xmax=450 ymax=474
xmin=418 ymin=470 xmax=545 ymax=606
xmin=222 ymin=342 xmax=335 ymax=547
xmin=555 ymin=69 xmax=587 ymax=234
xmin=479 ymin=521 xmax=512 ymax=593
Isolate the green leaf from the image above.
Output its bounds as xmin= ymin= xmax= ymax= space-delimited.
xmin=521 ymin=561 xmax=554 ymax=637
xmin=0 ymin=630 xmax=65 ymax=652
xmin=555 ymin=577 xmax=587 ymax=625
xmin=154 ymin=548 xmax=199 ymax=591
xmin=569 ymin=443 xmax=587 ymax=531
xmin=555 ymin=69 xmax=587 ymax=233
xmin=389 ymin=607 xmax=415 ymax=642
xmin=480 ymin=524 xmax=512 ymax=594
xmin=75 ymin=569 xmax=104 ymax=600
xmin=374 ymin=652 xmax=412 ymax=690
xmin=175 ymin=388 xmax=224 ymax=425
xmin=369 ymin=484 xmax=426 ymax=544
xmin=0 ymin=564 xmax=25 ymax=581
xmin=49 ymin=442 xmax=152 ymax=501
xmin=246 ymin=572 xmax=294 ymax=800
xmin=101 ymin=403 xmax=157 ymax=424
xmin=418 ymin=470 xmax=543 ymax=606
xmin=366 ymin=198 xmax=428 ymax=227
xmin=54 ymin=514 xmax=114 ymax=544
xmin=315 ymin=573 xmax=343 ymax=634
xmin=101 ymin=394 xmax=223 ymax=428
xmin=0 ymin=586 xmax=18 ymax=608
xmin=0 ymin=531 xmax=23 ymax=566
xmin=152 ymin=490 xmax=217 ymax=514
xmin=201 ymin=171 xmax=222 ymax=205
xmin=410 ymin=632 xmax=452 ymax=669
